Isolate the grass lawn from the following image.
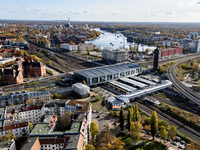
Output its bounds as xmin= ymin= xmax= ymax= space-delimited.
xmin=117 ymin=133 xmax=167 ymax=150
xmin=91 ymin=99 xmax=103 ymax=111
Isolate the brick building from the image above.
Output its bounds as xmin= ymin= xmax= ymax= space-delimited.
xmin=160 ymin=47 xmax=183 ymax=58
xmin=0 ymin=63 xmax=23 ymax=85
xmin=23 ymin=60 xmax=46 ymax=77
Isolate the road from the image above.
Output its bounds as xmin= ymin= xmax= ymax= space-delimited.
xmin=167 ymin=54 xmax=200 ymax=105
xmin=135 ymin=101 xmax=200 ymax=142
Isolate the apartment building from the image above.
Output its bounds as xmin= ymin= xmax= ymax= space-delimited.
xmin=5 ymin=101 xmax=45 ymax=124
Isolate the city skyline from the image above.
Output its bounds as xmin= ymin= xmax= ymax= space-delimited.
xmin=0 ymin=0 xmax=200 ymax=22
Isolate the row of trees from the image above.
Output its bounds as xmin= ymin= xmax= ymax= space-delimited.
xmin=119 ymin=105 xmax=178 ymax=141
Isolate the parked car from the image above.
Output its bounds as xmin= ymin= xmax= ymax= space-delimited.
xmin=178 ymin=145 xmax=185 ymax=149
xmin=173 ymin=142 xmax=178 ymax=146
xmin=180 ymin=140 xmax=185 ymax=145
xmin=176 ymin=136 xmax=181 ymax=141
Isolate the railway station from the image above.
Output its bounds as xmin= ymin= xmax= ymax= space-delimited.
xmin=74 ymin=63 xmax=142 ymax=86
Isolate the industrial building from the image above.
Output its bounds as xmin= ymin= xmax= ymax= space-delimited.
xmin=60 ymin=43 xmax=77 ymax=51
xmin=74 ymin=63 xmax=142 ymax=86
xmin=72 ymin=83 xmax=90 ymax=98
xmin=102 ymin=48 xmax=129 ymax=63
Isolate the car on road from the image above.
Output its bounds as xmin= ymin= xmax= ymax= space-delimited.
xmin=96 ymin=115 xmax=100 ymax=118
xmin=142 ymin=130 xmax=146 ymax=133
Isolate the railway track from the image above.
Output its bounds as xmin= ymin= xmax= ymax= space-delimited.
xmin=24 ymin=35 xmax=99 ymax=72
xmin=135 ymin=101 xmax=200 ymax=142
xmin=167 ymin=55 xmax=200 ymax=105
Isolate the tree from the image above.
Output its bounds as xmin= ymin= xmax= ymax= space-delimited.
xmin=186 ymin=141 xmax=200 ymax=150
xmin=70 ymin=41 xmax=76 ymax=45
xmin=119 ymin=108 xmax=124 ymax=131
xmin=18 ymin=50 xmax=24 ymax=56
xmin=85 ymin=144 xmax=95 ymax=150
xmin=28 ymin=122 xmax=33 ymax=132
xmin=87 ymin=46 xmax=90 ymax=55
xmin=130 ymin=122 xmax=142 ymax=141
xmin=55 ymin=111 xmax=72 ymax=131
xmin=159 ymin=126 xmax=168 ymax=141
xmin=145 ymin=48 xmax=151 ymax=54
xmin=133 ymin=105 xmax=140 ymax=122
xmin=127 ymin=108 xmax=132 ymax=131
xmin=90 ymin=121 xmax=99 ymax=139
xmin=151 ymin=111 xmax=158 ymax=140
xmin=168 ymin=126 xmax=177 ymax=140
xmin=144 ymin=117 xmax=151 ymax=125
xmin=5 ymin=131 xmax=15 ymax=140
xmin=195 ymin=75 xmax=199 ymax=80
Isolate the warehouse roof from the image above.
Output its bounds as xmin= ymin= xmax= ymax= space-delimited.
xmin=74 ymin=63 xmax=140 ymax=78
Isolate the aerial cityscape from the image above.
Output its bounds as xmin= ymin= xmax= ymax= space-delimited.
xmin=0 ymin=0 xmax=200 ymax=150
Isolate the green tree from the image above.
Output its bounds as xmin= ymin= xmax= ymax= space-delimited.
xmin=168 ymin=126 xmax=177 ymax=140
xmin=151 ymin=111 xmax=158 ymax=140
xmin=144 ymin=117 xmax=151 ymax=125
xmin=28 ymin=122 xmax=33 ymax=132
xmin=133 ymin=105 xmax=140 ymax=122
xmin=55 ymin=111 xmax=72 ymax=131
xmin=119 ymin=108 xmax=125 ymax=131
xmin=85 ymin=144 xmax=95 ymax=150
xmin=160 ymin=126 xmax=168 ymax=141
xmin=127 ymin=108 xmax=132 ymax=131
xmin=90 ymin=121 xmax=99 ymax=139
xmin=130 ymin=122 xmax=142 ymax=141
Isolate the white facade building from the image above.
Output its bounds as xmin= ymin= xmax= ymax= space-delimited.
xmin=61 ymin=43 xmax=77 ymax=51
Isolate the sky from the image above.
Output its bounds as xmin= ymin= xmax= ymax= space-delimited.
xmin=0 ymin=0 xmax=200 ymax=22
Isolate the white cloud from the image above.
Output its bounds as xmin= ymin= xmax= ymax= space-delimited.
xmin=166 ymin=11 xmax=175 ymax=15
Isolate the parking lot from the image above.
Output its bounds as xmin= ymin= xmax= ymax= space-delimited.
xmin=92 ymin=112 xmax=119 ymax=131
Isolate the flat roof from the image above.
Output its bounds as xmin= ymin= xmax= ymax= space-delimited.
xmin=21 ymin=137 xmax=38 ymax=150
xmin=30 ymin=123 xmax=49 ymax=136
xmin=108 ymin=81 xmax=137 ymax=92
xmin=74 ymin=63 xmax=140 ymax=78
xmin=0 ymin=140 xmax=15 ymax=148
xmin=65 ymin=122 xmax=81 ymax=133
xmin=129 ymin=76 xmax=157 ymax=85
xmin=119 ymin=78 xmax=147 ymax=88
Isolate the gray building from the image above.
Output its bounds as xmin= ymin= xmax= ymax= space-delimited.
xmin=74 ymin=63 xmax=142 ymax=86
xmin=102 ymin=49 xmax=129 ymax=63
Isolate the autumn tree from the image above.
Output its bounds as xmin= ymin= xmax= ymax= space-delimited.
xmin=87 ymin=46 xmax=90 ymax=55
xmin=130 ymin=122 xmax=142 ymax=141
xmin=159 ymin=126 xmax=168 ymax=141
xmin=186 ymin=141 xmax=200 ymax=150
xmin=90 ymin=121 xmax=99 ymax=139
xmin=85 ymin=144 xmax=95 ymax=150
xmin=151 ymin=111 xmax=158 ymax=140
xmin=168 ymin=126 xmax=177 ymax=140
xmin=5 ymin=131 xmax=15 ymax=140
xmin=119 ymin=108 xmax=124 ymax=131
xmin=28 ymin=122 xmax=33 ymax=132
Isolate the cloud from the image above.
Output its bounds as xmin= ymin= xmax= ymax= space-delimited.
xmin=111 ymin=11 xmax=118 ymax=15
xmin=197 ymin=2 xmax=200 ymax=4
xmin=166 ymin=11 xmax=175 ymax=15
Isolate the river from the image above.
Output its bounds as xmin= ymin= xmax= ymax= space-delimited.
xmin=85 ymin=28 xmax=156 ymax=53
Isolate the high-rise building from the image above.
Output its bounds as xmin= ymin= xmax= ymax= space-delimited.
xmin=153 ymin=48 xmax=159 ymax=71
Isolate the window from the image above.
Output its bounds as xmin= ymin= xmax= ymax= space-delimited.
xmin=100 ymin=76 xmax=105 ymax=82
xmin=107 ymin=75 xmax=112 ymax=80
xmin=120 ymin=72 xmax=124 ymax=77
xmin=92 ymin=78 xmax=98 ymax=83
xmin=114 ymin=73 xmax=119 ymax=79
xmin=131 ymin=70 xmax=135 ymax=74
xmin=126 ymin=71 xmax=130 ymax=76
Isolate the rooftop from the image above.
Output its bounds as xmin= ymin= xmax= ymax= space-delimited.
xmin=0 ymin=140 xmax=15 ymax=148
xmin=66 ymin=100 xmax=90 ymax=112
xmin=65 ymin=122 xmax=81 ymax=134
xmin=21 ymin=137 xmax=38 ymax=150
xmin=74 ymin=63 xmax=140 ymax=78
